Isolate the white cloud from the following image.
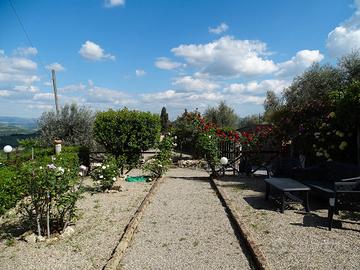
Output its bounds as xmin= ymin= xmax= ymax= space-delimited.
xmin=276 ymin=50 xmax=324 ymax=77
xmin=135 ymin=69 xmax=146 ymax=77
xmin=33 ymin=93 xmax=55 ymax=101
xmin=0 ymin=90 xmax=11 ymax=97
xmin=209 ymin=23 xmax=229 ymax=34
xmin=27 ymin=104 xmax=53 ymax=110
xmin=14 ymin=85 xmax=40 ymax=93
xmin=171 ymin=36 xmax=278 ymax=77
xmin=327 ymin=0 xmax=360 ymax=57
xmin=87 ymin=84 xmax=133 ymax=105
xmin=142 ymin=90 xmax=186 ymax=102
xmin=154 ymin=57 xmax=184 ymax=70
xmin=79 ymin=41 xmax=115 ymax=61
xmin=0 ymin=50 xmax=39 ymax=84
xmin=13 ymin=47 xmax=38 ymax=56
xmin=225 ymin=79 xmax=289 ymax=95
xmin=58 ymin=83 xmax=85 ymax=92
xmin=172 ymin=76 xmax=219 ymax=91
xmin=46 ymin=62 xmax=65 ymax=72
xmin=104 ymin=0 xmax=125 ymax=7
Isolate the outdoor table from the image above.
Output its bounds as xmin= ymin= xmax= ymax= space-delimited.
xmin=264 ymin=177 xmax=311 ymax=213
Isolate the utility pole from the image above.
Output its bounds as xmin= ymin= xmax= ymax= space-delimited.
xmin=51 ymin=69 xmax=60 ymax=114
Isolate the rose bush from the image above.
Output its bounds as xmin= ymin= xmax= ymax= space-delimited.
xmin=91 ymin=155 xmax=118 ymax=191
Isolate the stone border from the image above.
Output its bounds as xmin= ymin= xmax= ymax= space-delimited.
xmin=210 ymin=176 xmax=272 ymax=270
xmin=103 ymin=176 xmax=166 ymax=270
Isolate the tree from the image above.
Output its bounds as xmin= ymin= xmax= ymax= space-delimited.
xmin=93 ymin=108 xmax=161 ymax=172
xmin=283 ymin=63 xmax=342 ymax=109
xmin=264 ymin=90 xmax=281 ymax=122
xmin=238 ymin=114 xmax=264 ymax=128
xmin=204 ymin=101 xmax=239 ymax=129
xmin=172 ymin=109 xmax=200 ymax=155
xmin=339 ymin=50 xmax=360 ymax=83
xmin=160 ymin=106 xmax=169 ymax=133
xmin=38 ymin=103 xmax=95 ymax=147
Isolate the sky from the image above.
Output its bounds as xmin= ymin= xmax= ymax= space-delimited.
xmin=0 ymin=0 xmax=360 ymax=119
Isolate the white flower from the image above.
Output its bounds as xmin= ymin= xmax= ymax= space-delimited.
xmin=102 ymin=165 xmax=106 ymax=169
xmin=57 ymin=167 xmax=65 ymax=174
xmin=39 ymin=166 xmax=43 ymax=169
xmin=112 ymin=177 xmax=116 ymax=181
xmin=47 ymin=164 xmax=56 ymax=170
xmin=174 ymin=136 xmax=177 ymax=139
xmin=99 ymin=175 xmax=104 ymax=179
xmin=107 ymin=165 xmax=110 ymax=168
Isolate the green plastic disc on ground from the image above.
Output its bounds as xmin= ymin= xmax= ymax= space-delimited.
xmin=125 ymin=176 xmax=148 ymax=182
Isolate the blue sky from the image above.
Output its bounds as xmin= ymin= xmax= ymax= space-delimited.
xmin=0 ymin=0 xmax=359 ymax=119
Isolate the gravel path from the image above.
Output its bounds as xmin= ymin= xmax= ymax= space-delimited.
xmin=121 ymin=168 xmax=253 ymax=270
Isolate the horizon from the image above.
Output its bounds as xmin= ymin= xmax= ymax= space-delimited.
xmin=1 ymin=0 xmax=360 ymax=119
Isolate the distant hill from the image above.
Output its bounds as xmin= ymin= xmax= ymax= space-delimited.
xmin=0 ymin=116 xmax=39 ymax=147
xmin=0 ymin=116 xmax=38 ymax=130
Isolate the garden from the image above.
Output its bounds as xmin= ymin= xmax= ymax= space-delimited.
xmin=0 ymin=52 xmax=359 ymax=269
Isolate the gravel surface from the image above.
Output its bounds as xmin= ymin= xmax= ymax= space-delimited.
xmin=215 ymin=174 xmax=360 ymax=270
xmin=121 ymin=168 xmax=253 ymax=270
xmin=0 ymin=169 xmax=153 ymax=270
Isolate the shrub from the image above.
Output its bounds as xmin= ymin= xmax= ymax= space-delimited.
xmin=0 ymin=166 xmax=23 ymax=215
xmin=38 ymin=103 xmax=95 ymax=147
xmin=143 ymin=134 xmax=174 ymax=179
xmin=17 ymin=152 xmax=84 ymax=237
xmin=91 ymin=156 xmax=118 ymax=191
xmin=93 ymin=108 xmax=161 ymax=173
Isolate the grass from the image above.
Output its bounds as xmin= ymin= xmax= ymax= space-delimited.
xmin=5 ymin=237 xmax=15 ymax=247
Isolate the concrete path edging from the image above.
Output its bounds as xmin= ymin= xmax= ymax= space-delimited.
xmin=103 ymin=176 xmax=166 ymax=270
xmin=211 ymin=176 xmax=272 ymax=270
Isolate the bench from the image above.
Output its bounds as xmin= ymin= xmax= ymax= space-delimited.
xmin=264 ymin=177 xmax=310 ymax=213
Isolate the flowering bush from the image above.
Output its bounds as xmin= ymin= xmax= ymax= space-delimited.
xmin=143 ymin=133 xmax=174 ymax=179
xmin=91 ymin=155 xmax=118 ymax=191
xmin=17 ymin=152 xmax=85 ymax=237
xmin=193 ymin=116 xmax=274 ymax=173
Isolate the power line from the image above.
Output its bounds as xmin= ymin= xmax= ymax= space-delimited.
xmin=8 ymin=0 xmax=50 ymax=75
xmin=8 ymin=0 xmax=35 ymax=49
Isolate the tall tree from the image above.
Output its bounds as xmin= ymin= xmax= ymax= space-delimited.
xmin=204 ymin=101 xmax=239 ymax=129
xmin=160 ymin=106 xmax=169 ymax=133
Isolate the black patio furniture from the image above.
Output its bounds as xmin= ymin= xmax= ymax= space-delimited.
xmin=264 ymin=177 xmax=311 ymax=213
xmin=293 ymin=162 xmax=360 ymax=230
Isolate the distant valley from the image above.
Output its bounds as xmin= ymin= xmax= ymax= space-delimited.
xmin=0 ymin=116 xmax=39 ymax=147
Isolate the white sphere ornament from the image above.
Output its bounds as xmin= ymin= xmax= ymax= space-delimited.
xmin=220 ymin=157 xmax=228 ymax=165
xmin=3 ymin=145 xmax=13 ymax=153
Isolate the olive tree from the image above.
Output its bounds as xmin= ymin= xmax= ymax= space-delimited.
xmin=38 ymin=103 xmax=95 ymax=147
